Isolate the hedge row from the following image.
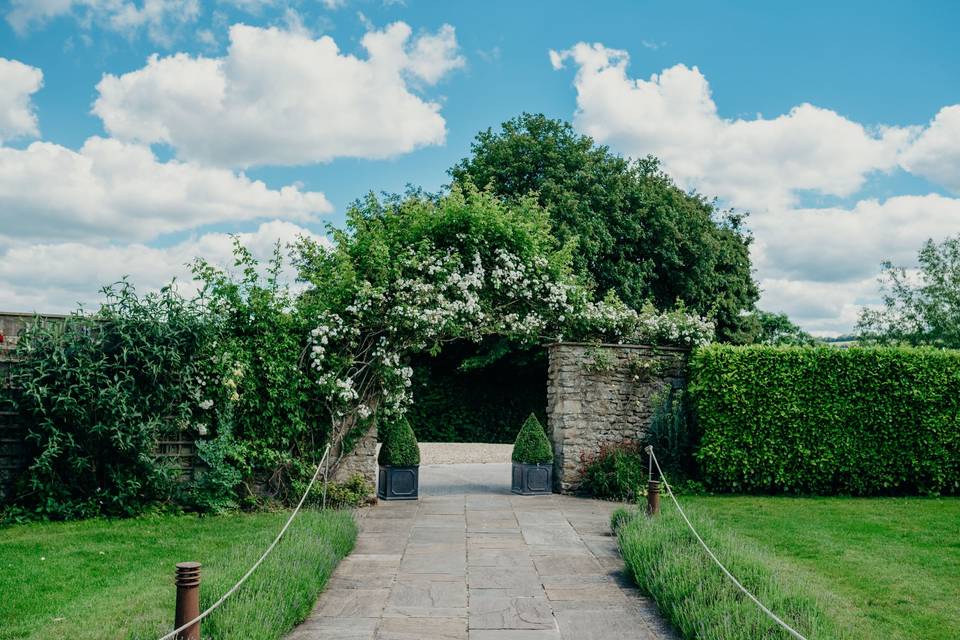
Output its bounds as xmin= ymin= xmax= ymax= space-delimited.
xmin=407 ymin=343 xmax=546 ymax=443
xmin=688 ymin=345 xmax=960 ymax=495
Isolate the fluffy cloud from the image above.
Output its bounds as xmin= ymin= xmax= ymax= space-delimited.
xmin=550 ymin=43 xmax=912 ymax=211
xmin=0 ymin=136 xmax=332 ymax=242
xmin=0 ymin=220 xmax=328 ymax=313
xmin=6 ymin=0 xmax=200 ymax=45
xmin=899 ymin=105 xmax=960 ymax=194
xmin=751 ymin=194 xmax=960 ymax=282
xmin=552 ymin=42 xmax=960 ymax=334
xmin=0 ymin=58 xmax=43 ymax=143
xmin=750 ymin=194 xmax=960 ymax=333
xmin=93 ymin=21 xmax=465 ymax=167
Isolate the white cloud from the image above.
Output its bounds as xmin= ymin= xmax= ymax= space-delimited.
xmin=552 ymin=41 xmax=960 ymax=334
xmin=6 ymin=0 xmax=200 ymax=46
xmin=0 ymin=220 xmax=328 ymax=313
xmin=550 ymin=43 xmax=913 ymax=212
xmin=899 ymin=105 xmax=960 ymax=194
xmin=751 ymin=194 xmax=960 ymax=283
xmin=0 ymin=136 xmax=331 ymax=242
xmin=0 ymin=58 xmax=42 ymax=143
xmin=93 ymin=21 xmax=465 ymax=168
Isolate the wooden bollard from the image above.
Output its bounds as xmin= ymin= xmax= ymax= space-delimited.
xmin=646 ymin=479 xmax=661 ymax=516
xmin=174 ymin=562 xmax=202 ymax=640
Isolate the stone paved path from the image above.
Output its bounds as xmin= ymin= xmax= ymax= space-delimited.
xmin=288 ymin=463 xmax=677 ymax=640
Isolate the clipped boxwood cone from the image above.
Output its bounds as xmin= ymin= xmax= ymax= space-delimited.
xmin=377 ymin=418 xmax=420 ymax=500
xmin=511 ymin=413 xmax=553 ymax=495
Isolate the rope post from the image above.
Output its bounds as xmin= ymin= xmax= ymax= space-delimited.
xmin=646 ymin=479 xmax=661 ymax=516
xmin=644 ymin=445 xmax=660 ymax=516
xmin=174 ymin=562 xmax=202 ymax=640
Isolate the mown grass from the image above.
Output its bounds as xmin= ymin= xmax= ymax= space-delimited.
xmin=0 ymin=509 xmax=357 ymax=640
xmin=616 ymin=496 xmax=960 ymax=640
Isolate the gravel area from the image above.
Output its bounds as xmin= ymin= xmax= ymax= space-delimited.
xmin=375 ymin=442 xmax=512 ymax=464
xmin=419 ymin=442 xmax=512 ymax=464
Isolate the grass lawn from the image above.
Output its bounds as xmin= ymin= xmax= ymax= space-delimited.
xmin=618 ymin=496 xmax=960 ymax=640
xmin=687 ymin=496 xmax=960 ymax=640
xmin=0 ymin=509 xmax=357 ymax=640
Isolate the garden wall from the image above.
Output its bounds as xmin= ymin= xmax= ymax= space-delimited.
xmin=546 ymin=342 xmax=688 ymax=492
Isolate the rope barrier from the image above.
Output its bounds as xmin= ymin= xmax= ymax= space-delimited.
xmin=645 ymin=446 xmax=810 ymax=640
xmin=158 ymin=443 xmax=333 ymax=640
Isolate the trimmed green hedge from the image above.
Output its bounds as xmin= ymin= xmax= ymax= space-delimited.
xmin=408 ymin=342 xmax=546 ymax=443
xmin=378 ymin=418 xmax=421 ymax=467
xmin=512 ymin=413 xmax=553 ymax=464
xmin=689 ymin=345 xmax=960 ymax=495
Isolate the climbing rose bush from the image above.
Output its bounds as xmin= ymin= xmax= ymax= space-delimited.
xmin=296 ymin=186 xmax=714 ymax=469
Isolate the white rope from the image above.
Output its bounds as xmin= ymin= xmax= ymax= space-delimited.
xmin=158 ymin=443 xmax=332 ymax=640
xmin=645 ymin=446 xmax=809 ymax=640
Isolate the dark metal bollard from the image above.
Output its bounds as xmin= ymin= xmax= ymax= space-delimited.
xmin=174 ymin=562 xmax=202 ymax=640
xmin=646 ymin=480 xmax=661 ymax=516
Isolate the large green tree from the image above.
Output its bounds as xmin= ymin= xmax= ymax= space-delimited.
xmin=449 ymin=113 xmax=759 ymax=342
xmin=857 ymin=235 xmax=960 ymax=348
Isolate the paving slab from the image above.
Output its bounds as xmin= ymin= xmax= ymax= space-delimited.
xmin=287 ymin=462 xmax=675 ymax=640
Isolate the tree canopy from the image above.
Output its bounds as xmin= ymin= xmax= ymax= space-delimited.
xmin=857 ymin=235 xmax=960 ymax=348
xmin=449 ymin=113 xmax=759 ymax=342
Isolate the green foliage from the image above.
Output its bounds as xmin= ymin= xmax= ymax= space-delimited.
xmin=857 ymin=234 xmax=960 ymax=348
xmin=12 ymin=282 xmax=215 ymax=519
xmin=610 ymin=506 xmax=636 ymax=533
xmin=10 ymin=241 xmax=329 ymax=520
xmin=689 ymin=345 xmax=960 ymax=495
xmin=320 ymin=474 xmax=374 ymax=509
xmin=378 ymin=418 xmax=421 ymax=466
xmin=511 ymin=413 xmax=553 ymax=463
xmin=617 ymin=503 xmax=853 ymax=640
xmin=578 ymin=442 xmax=647 ymax=501
xmin=193 ymin=240 xmax=323 ymax=497
xmin=408 ymin=341 xmax=546 ymax=443
xmin=644 ymin=388 xmax=696 ymax=484
xmin=450 ymin=112 xmax=758 ymax=342
xmin=738 ymin=309 xmax=817 ymax=346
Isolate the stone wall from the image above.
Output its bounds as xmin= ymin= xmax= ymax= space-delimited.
xmin=546 ymin=342 xmax=688 ymax=493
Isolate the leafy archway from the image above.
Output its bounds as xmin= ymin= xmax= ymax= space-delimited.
xmin=294 ymin=185 xmax=714 ymax=472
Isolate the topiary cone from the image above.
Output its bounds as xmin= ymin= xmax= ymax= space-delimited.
xmin=378 ymin=418 xmax=421 ymax=467
xmin=512 ymin=413 xmax=553 ymax=464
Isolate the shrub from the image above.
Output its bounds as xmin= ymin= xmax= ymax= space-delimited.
xmin=12 ymin=283 xmax=215 ymax=519
xmin=610 ymin=506 xmax=636 ymax=533
xmin=8 ymin=241 xmax=330 ymax=520
xmin=579 ymin=442 xmax=646 ymax=500
xmin=617 ymin=504 xmax=853 ymax=639
xmin=303 ymin=473 xmax=373 ymax=509
xmin=512 ymin=413 xmax=553 ymax=464
xmin=689 ymin=345 xmax=960 ymax=495
xmin=644 ymin=388 xmax=696 ymax=484
xmin=378 ymin=418 xmax=421 ymax=466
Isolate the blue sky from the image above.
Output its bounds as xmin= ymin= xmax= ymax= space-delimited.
xmin=1 ymin=0 xmax=959 ymax=334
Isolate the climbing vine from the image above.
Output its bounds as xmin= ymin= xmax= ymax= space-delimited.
xmin=295 ymin=185 xmax=714 ymax=471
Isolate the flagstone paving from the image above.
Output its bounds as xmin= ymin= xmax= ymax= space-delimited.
xmin=288 ymin=463 xmax=677 ymax=640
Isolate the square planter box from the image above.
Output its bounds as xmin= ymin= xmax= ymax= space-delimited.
xmin=511 ymin=462 xmax=552 ymax=495
xmin=377 ymin=465 xmax=419 ymax=500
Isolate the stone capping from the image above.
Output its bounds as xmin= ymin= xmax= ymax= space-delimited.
xmin=546 ymin=341 xmax=691 ymax=353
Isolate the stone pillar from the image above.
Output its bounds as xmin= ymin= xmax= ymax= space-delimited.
xmin=330 ymin=428 xmax=377 ymax=489
xmin=546 ymin=342 xmax=688 ymax=493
